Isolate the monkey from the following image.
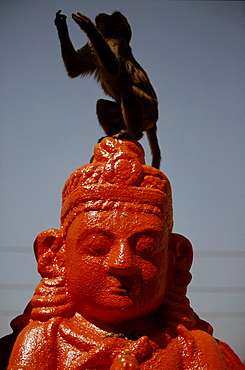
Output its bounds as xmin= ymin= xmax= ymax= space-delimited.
xmin=54 ymin=10 xmax=161 ymax=169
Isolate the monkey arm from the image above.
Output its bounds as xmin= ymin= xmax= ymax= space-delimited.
xmin=72 ymin=12 xmax=119 ymax=74
xmin=55 ymin=11 xmax=96 ymax=78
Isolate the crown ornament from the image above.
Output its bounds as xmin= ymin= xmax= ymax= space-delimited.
xmin=61 ymin=138 xmax=173 ymax=232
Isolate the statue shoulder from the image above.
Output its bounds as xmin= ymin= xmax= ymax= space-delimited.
xmin=188 ymin=328 xmax=245 ymax=369
xmin=216 ymin=339 xmax=245 ymax=370
xmin=8 ymin=317 xmax=62 ymax=370
xmin=176 ymin=325 xmax=231 ymax=369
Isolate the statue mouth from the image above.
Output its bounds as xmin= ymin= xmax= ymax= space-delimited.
xmin=119 ymin=286 xmax=131 ymax=291
xmin=110 ymin=285 xmax=132 ymax=295
xmin=107 ymin=276 xmax=138 ymax=296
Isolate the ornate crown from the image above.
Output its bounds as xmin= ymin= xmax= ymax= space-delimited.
xmin=61 ymin=138 xmax=173 ymax=232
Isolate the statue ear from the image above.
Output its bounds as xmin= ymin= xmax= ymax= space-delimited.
xmin=169 ymin=233 xmax=193 ymax=289
xmin=33 ymin=228 xmax=63 ymax=278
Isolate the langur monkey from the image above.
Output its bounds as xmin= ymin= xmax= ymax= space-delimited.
xmin=55 ymin=10 xmax=161 ymax=169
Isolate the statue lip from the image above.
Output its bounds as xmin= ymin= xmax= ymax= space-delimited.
xmin=110 ymin=285 xmax=132 ymax=295
xmin=118 ymin=286 xmax=131 ymax=291
xmin=107 ymin=276 xmax=137 ymax=295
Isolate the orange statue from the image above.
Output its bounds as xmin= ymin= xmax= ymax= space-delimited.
xmin=7 ymin=138 xmax=244 ymax=369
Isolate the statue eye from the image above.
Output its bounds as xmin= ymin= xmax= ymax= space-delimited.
xmin=133 ymin=231 xmax=163 ymax=259
xmin=82 ymin=232 xmax=113 ymax=257
xmin=135 ymin=235 xmax=155 ymax=254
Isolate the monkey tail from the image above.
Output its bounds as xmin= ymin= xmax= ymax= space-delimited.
xmin=146 ymin=124 xmax=161 ymax=169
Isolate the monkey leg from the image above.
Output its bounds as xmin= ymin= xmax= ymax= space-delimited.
xmin=131 ymin=86 xmax=158 ymax=132
xmin=121 ymin=87 xmax=160 ymax=168
xmin=96 ymin=99 xmax=125 ymax=137
xmin=121 ymin=89 xmax=144 ymax=141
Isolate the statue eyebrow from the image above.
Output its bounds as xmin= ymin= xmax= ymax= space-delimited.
xmin=76 ymin=226 xmax=163 ymax=242
xmin=77 ymin=229 xmax=115 ymax=239
xmin=129 ymin=227 xmax=163 ymax=239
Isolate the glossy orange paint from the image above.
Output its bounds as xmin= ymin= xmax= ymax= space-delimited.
xmin=111 ymin=350 xmax=140 ymax=369
xmin=8 ymin=138 xmax=244 ymax=369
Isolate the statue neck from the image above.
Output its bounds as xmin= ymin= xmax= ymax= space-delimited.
xmin=77 ymin=311 xmax=167 ymax=341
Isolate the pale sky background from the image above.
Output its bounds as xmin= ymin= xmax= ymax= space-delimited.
xmin=0 ymin=0 xmax=244 ymax=362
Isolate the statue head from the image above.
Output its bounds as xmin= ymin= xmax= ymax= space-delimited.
xmin=31 ymin=138 xmax=211 ymax=334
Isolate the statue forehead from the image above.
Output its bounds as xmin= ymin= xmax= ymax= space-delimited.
xmin=68 ymin=202 xmax=165 ymax=231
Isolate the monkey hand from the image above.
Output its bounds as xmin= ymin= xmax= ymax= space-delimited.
xmin=72 ymin=12 xmax=96 ymax=37
xmin=54 ymin=10 xmax=67 ymax=28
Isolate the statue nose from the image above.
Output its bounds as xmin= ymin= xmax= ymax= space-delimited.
xmin=107 ymin=240 xmax=138 ymax=276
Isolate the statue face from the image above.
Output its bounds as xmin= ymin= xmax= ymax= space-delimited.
xmin=65 ymin=207 xmax=169 ymax=323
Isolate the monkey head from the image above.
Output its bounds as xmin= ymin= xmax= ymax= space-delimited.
xmin=95 ymin=11 xmax=132 ymax=43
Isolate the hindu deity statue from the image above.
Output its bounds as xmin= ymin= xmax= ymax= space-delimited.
xmin=6 ymin=138 xmax=244 ymax=369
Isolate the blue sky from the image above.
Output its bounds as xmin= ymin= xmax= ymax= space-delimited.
xmin=0 ymin=0 xmax=244 ymax=361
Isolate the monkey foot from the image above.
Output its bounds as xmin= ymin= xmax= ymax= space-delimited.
xmin=97 ymin=136 xmax=107 ymax=143
xmin=113 ymin=131 xmax=134 ymax=140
